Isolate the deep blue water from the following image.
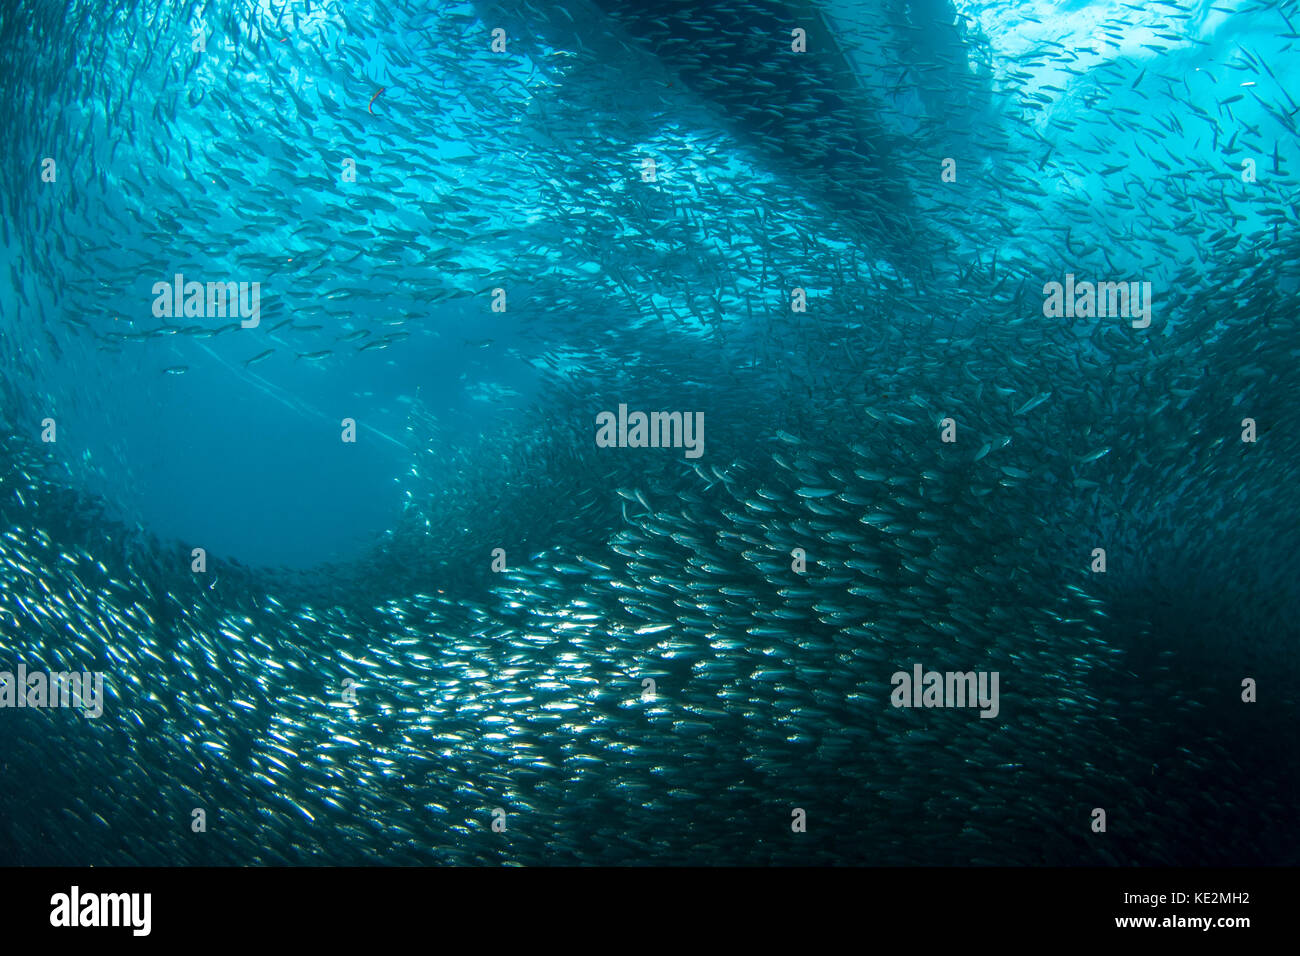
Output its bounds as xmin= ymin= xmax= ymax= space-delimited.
xmin=0 ymin=0 xmax=1297 ymax=865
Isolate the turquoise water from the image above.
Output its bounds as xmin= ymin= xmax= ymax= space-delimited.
xmin=0 ymin=0 xmax=1296 ymax=864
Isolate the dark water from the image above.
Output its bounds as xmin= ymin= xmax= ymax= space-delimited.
xmin=0 ymin=0 xmax=1297 ymax=865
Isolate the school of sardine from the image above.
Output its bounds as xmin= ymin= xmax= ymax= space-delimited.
xmin=0 ymin=0 xmax=1296 ymax=864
